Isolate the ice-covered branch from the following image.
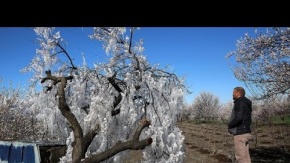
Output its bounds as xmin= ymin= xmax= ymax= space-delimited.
xmin=81 ymin=119 xmax=151 ymax=163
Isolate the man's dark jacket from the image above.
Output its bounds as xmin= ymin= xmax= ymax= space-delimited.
xmin=228 ymin=96 xmax=252 ymax=135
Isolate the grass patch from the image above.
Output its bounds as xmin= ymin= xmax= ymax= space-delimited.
xmin=272 ymin=115 xmax=290 ymax=124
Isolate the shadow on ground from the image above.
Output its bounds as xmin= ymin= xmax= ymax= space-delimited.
xmin=250 ymin=146 xmax=290 ymax=163
xmin=210 ymin=145 xmax=290 ymax=163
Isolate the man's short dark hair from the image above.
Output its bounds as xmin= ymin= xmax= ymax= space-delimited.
xmin=234 ymin=87 xmax=245 ymax=96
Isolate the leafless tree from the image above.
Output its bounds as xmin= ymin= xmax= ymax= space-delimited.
xmin=218 ymin=100 xmax=233 ymax=123
xmin=178 ymin=103 xmax=192 ymax=121
xmin=191 ymin=92 xmax=221 ymax=122
xmin=272 ymin=95 xmax=290 ymax=122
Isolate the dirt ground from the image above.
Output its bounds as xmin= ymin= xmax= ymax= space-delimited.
xmin=125 ymin=122 xmax=290 ymax=163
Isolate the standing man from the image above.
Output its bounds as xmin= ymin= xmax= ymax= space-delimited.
xmin=228 ymin=87 xmax=252 ymax=163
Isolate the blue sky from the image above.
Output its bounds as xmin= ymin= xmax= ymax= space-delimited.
xmin=0 ymin=27 xmax=266 ymax=104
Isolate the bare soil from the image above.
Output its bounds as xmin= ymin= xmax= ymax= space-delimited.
xmin=125 ymin=122 xmax=290 ymax=163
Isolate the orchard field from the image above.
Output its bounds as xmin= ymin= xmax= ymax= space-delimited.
xmin=126 ymin=120 xmax=290 ymax=163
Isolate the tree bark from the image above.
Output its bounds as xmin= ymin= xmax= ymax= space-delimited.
xmin=81 ymin=119 xmax=152 ymax=163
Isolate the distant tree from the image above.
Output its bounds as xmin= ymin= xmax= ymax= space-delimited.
xmin=254 ymin=98 xmax=276 ymax=124
xmin=191 ymin=92 xmax=221 ymax=122
xmin=0 ymin=80 xmax=19 ymax=110
xmin=270 ymin=95 xmax=290 ymax=122
xmin=21 ymin=27 xmax=187 ymax=163
xmin=218 ymin=101 xmax=233 ymax=123
xmin=0 ymin=80 xmax=40 ymax=141
xmin=251 ymin=98 xmax=263 ymax=123
xmin=179 ymin=103 xmax=193 ymax=121
xmin=226 ymin=27 xmax=290 ymax=100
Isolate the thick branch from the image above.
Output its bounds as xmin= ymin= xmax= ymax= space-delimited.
xmin=58 ymin=77 xmax=85 ymax=163
xmin=107 ymin=73 xmax=123 ymax=93
xmin=41 ymin=70 xmax=59 ymax=84
xmin=42 ymin=71 xmax=84 ymax=163
xmin=83 ymin=124 xmax=100 ymax=153
xmin=81 ymin=104 xmax=90 ymax=114
xmin=111 ymin=108 xmax=121 ymax=116
xmin=81 ymin=119 xmax=151 ymax=163
xmin=41 ymin=70 xmax=73 ymax=87
xmin=111 ymin=94 xmax=122 ymax=116
xmin=113 ymin=94 xmax=122 ymax=108
xmin=108 ymin=73 xmax=124 ymax=116
xmin=133 ymin=119 xmax=150 ymax=140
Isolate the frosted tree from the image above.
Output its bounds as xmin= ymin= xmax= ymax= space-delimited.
xmin=226 ymin=27 xmax=290 ymax=100
xmin=21 ymin=27 xmax=187 ymax=163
